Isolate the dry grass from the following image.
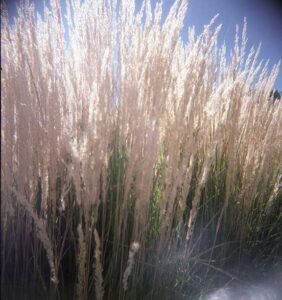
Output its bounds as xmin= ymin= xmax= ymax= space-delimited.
xmin=1 ymin=0 xmax=281 ymax=299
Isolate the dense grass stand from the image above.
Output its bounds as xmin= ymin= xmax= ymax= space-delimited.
xmin=1 ymin=0 xmax=281 ymax=299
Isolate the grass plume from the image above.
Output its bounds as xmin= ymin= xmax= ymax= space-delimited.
xmin=1 ymin=0 xmax=281 ymax=299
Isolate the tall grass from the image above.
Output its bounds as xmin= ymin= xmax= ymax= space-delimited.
xmin=1 ymin=0 xmax=281 ymax=299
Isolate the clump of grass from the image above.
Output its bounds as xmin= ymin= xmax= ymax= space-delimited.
xmin=8 ymin=186 xmax=58 ymax=287
xmin=1 ymin=0 xmax=281 ymax=299
xmin=77 ymin=224 xmax=87 ymax=300
xmin=94 ymin=228 xmax=104 ymax=300
xmin=123 ymin=242 xmax=140 ymax=291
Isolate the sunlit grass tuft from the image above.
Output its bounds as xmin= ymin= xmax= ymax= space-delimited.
xmin=1 ymin=0 xmax=281 ymax=299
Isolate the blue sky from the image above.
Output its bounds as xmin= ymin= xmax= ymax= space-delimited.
xmin=5 ymin=0 xmax=282 ymax=88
